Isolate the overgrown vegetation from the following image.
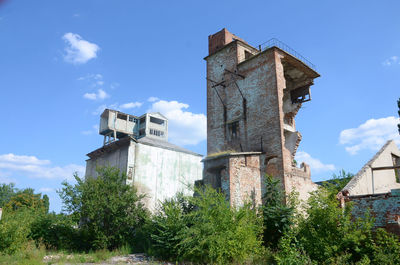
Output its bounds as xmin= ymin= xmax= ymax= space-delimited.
xmin=1 ymin=167 xmax=400 ymax=264
xmin=58 ymin=167 xmax=149 ymax=250
xmin=147 ymin=187 xmax=263 ymax=264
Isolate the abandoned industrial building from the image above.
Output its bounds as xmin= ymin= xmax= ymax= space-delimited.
xmin=85 ymin=109 xmax=203 ymax=210
xmin=202 ymin=28 xmax=320 ymax=206
xmin=84 ymin=28 xmax=400 ymax=236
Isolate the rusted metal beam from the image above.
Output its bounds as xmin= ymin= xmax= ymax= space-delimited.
xmin=224 ymin=68 xmax=245 ymax=79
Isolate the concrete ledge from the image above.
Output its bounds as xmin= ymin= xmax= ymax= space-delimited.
xmin=202 ymin=151 xmax=263 ymax=162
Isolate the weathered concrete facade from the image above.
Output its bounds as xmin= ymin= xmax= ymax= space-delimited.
xmin=203 ymin=29 xmax=320 ymax=206
xmin=86 ymin=110 xmax=203 ymax=211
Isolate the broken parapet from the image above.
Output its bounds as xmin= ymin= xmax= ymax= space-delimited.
xmin=342 ymin=189 xmax=400 ymax=236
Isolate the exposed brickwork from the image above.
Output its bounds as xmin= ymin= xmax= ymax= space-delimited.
xmin=344 ymin=189 xmax=400 ymax=236
xmin=203 ymin=29 xmax=320 ymax=206
xmin=203 ymin=152 xmax=262 ymax=208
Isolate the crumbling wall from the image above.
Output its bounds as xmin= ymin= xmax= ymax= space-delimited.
xmin=205 ymin=29 xmax=320 ymax=206
xmin=229 ymin=154 xmax=262 ymax=207
xmin=285 ymin=164 xmax=318 ymax=202
xmin=203 ymin=153 xmax=263 ymax=208
xmin=347 ymin=189 xmax=400 ymax=236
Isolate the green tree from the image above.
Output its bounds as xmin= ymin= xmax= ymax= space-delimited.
xmin=322 ymin=169 xmax=353 ymax=195
xmin=4 ymin=188 xmax=48 ymax=213
xmin=0 ymin=183 xmax=16 ymax=208
xmin=58 ymin=167 xmax=149 ymax=250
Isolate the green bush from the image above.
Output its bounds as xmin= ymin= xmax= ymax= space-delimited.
xmin=147 ymin=194 xmax=190 ymax=260
xmin=297 ymin=187 xmax=375 ymax=264
xmin=29 ymin=212 xmax=80 ymax=251
xmin=262 ymin=175 xmax=297 ymax=248
xmin=0 ymin=208 xmax=35 ymax=254
xmin=371 ymin=228 xmax=400 ymax=265
xmin=58 ymin=166 xmax=149 ymax=250
xmin=148 ymin=186 xmax=264 ymax=264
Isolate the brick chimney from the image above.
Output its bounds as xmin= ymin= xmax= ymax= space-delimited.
xmin=208 ymin=28 xmax=246 ymax=55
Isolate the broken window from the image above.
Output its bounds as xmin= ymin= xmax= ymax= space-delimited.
xmin=150 ymin=128 xmax=164 ymax=137
xmin=290 ymin=85 xmax=311 ymax=103
xmin=150 ymin=116 xmax=165 ymax=126
xmin=117 ymin=113 xmax=127 ymax=120
xmin=139 ymin=129 xmax=145 ymax=136
xmin=244 ymin=50 xmax=253 ymax=60
xmin=228 ymin=121 xmax=239 ymax=140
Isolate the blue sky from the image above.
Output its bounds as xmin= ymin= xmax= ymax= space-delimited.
xmin=0 ymin=0 xmax=399 ymax=212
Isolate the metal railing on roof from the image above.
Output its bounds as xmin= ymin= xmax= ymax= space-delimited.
xmin=258 ymin=38 xmax=316 ymax=70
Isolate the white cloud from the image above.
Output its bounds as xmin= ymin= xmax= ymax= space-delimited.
xmin=383 ymin=56 xmax=399 ymax=66
xmin=0 ymin=153 xmax=50 ymax=165
xmin=149 ymin=99 xmax=207 ymax=146
xmin=62 ymin=33 xmax=99 ymax=64
xmin=81 ymin=124 xmax=99 ymax=135
xmin=148 ymin=96 xmax=159 ymax=102
xmin=339 ymin=116 xmax=400 ymax=155
xmin=78 ymin=73 xmax=103 ymax=82
xmin=83 ymin=89 xmax=109 ymax=100
xmin=92 ymin=102 xmax=142 ymax=115
xmin=295 ymin=151 xmax=336 ymax=173
xmin=120 ymin=102 xmax=143 ymax=109
xmin=92 ymin=103 xmax=119 ymax=115
xmin=39 ymin=187 xmax=54 ymax=193
xmin=0 ymin=154 xmax=84 ymax=181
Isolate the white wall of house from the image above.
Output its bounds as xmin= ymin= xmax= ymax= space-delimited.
xmin=343 ymin=140 xmax=400 ymax=196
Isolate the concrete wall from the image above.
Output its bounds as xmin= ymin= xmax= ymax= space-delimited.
xmin=86 ymin=139 xmax=203 ymax=211
xmin=348 ymin=189 xmax=400 ymax=236
xmin=343 ymin=140 xmax=400 ymax=196
xmin=85 ymin=144 xmax=129 ymax=178
xmin=134 ymin=142 xmax=203 ymax=211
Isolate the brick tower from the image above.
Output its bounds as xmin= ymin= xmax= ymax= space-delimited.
xmin=202 ymin=28 xmax=320 ymax=206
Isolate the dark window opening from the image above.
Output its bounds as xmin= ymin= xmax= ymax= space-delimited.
xmin=290 ymin=85 xmax=311 ymax=104
xmin=228 ymin=121 xmax=239 ymax=140
xmin=150 ymin=128 xmax=164 ymax=137
xmin=150 ymin=116 xmax=165 ymax=125
xmin=139 ymin=129 xmax=145 ymax=136
xmin=139 ymin=117 xmax=146 ymax=124
xmin=128 ymin=116 xmax=138 ymax=123
xmin=117 ymin=113 xmax=127 ymax=120
xmin=244 ymin=50 xmax=253 ymax=60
